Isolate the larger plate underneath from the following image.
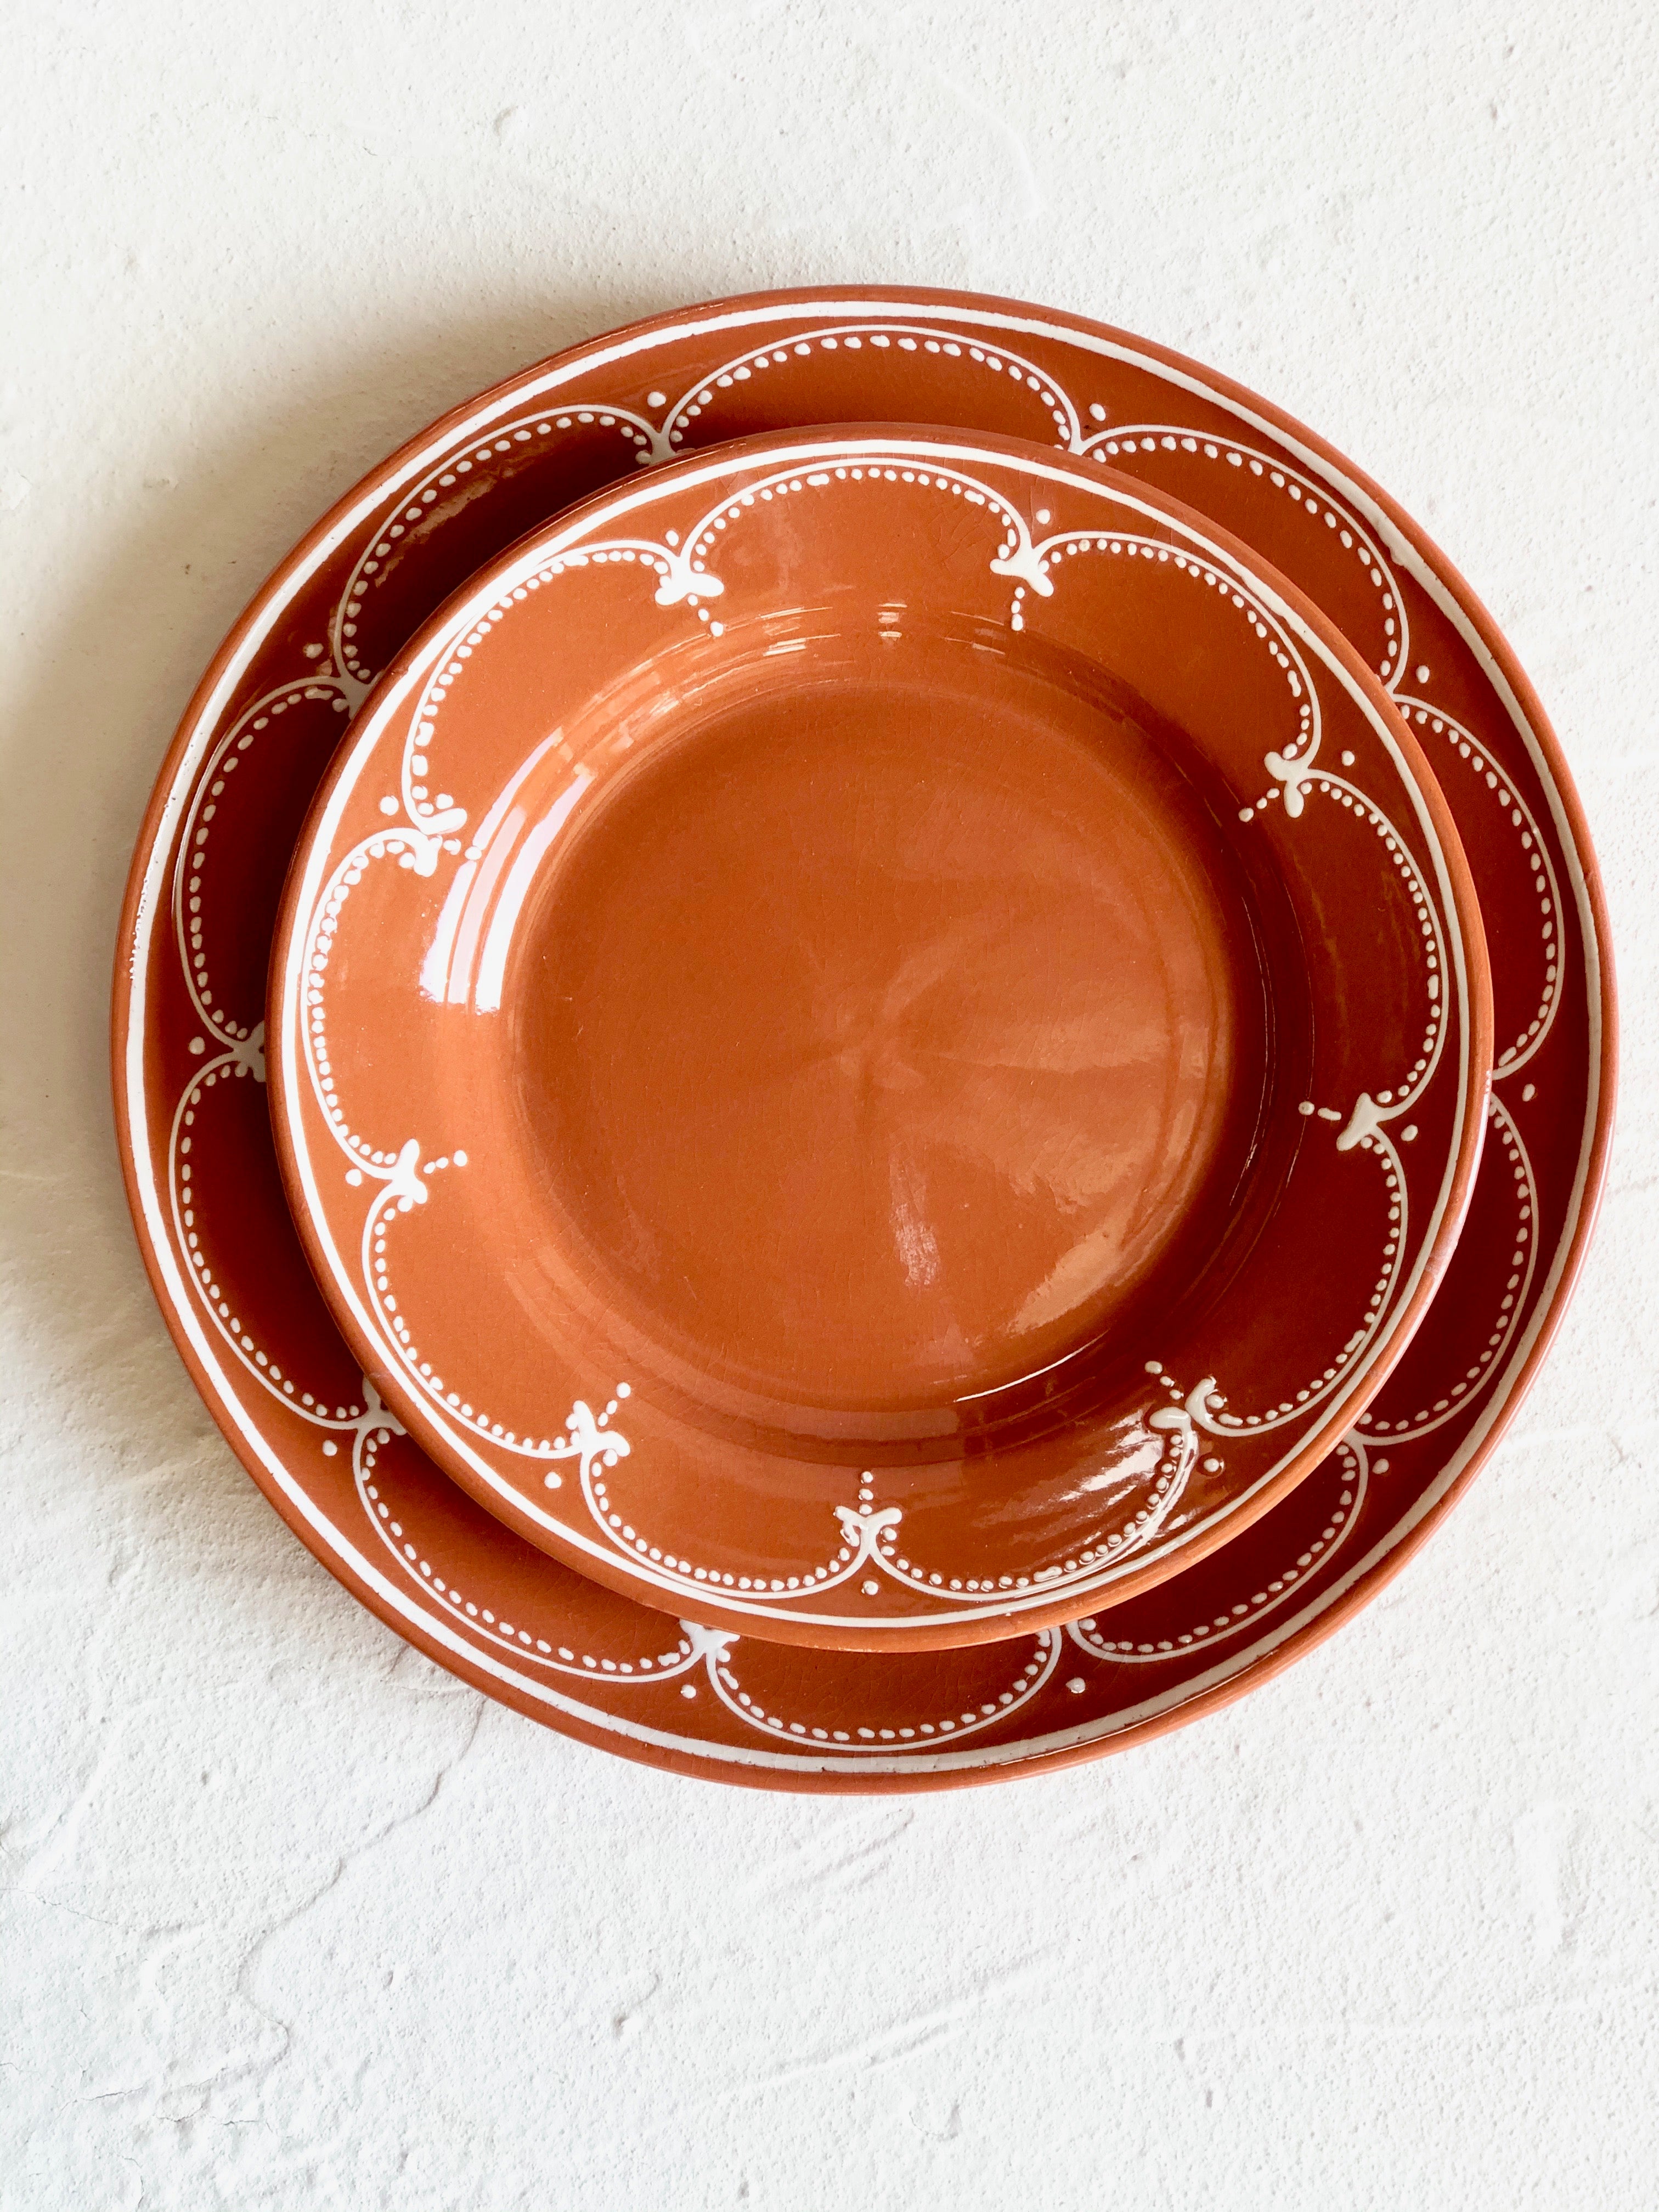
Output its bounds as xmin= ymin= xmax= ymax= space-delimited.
xmin=114 ymin=289 xmax=1612 ymax=1787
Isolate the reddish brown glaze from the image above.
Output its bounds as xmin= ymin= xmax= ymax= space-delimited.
xmin=520 ymin=665 xmax=1255 ymax=1414
xmin=268 ymin=429 xmax=1488 ymax=1649
xmin=110 ymin=290 xmax=1611 ymax=1784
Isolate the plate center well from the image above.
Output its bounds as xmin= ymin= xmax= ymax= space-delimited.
xmin=506 ymin=639 xmax=1269 ymax=1426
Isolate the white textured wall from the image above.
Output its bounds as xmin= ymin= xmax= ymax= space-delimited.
xmin=3 ymin=4 xmax=1656 ymax=2204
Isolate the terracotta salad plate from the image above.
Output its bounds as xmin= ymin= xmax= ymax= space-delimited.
xmin=269 ymin=427 xmax=1489 ymax=1649
xmin=114 ymin=289 xmax=1612 ymax=1785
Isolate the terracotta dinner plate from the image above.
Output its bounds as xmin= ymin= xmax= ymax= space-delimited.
xmin=114 ymin=289 xmax=1612 ymax=1784
xmin=269 ymin=427 xmax=1489 ymax=1650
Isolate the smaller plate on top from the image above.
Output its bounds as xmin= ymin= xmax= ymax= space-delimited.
xmin=269 ymin=426 xmax=1490 ymax=1651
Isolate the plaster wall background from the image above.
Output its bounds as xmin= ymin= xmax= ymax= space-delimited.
xmin=2 ymin=5 xmax=1656 ymax=2205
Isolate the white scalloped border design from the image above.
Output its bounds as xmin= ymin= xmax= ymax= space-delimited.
xmin=278 ymin=434 xmax=1475 ymax=1631
xmin=121 ymin=299 xmax=1601 ymax=1776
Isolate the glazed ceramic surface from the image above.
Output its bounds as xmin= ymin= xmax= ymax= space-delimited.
xmin=270 ymin=428 xmax=1488 ymax=1648
xmin=114 ymin=290 xmax=1611 ymax=1784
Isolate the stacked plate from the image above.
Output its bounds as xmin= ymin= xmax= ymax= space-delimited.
xmin=113 ymin=288 xmax=1615 ymax=1792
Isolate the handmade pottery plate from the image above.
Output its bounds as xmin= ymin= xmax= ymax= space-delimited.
xmin=114 ymin=289 xmax=1612 ymax=1784
xmin=269 ymin=427 xmax=1489 ymax=1649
